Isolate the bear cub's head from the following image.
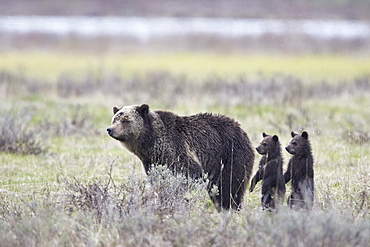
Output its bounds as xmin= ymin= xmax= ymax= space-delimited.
xmin=107 ymin=104 xmax=149 ymax=143
xmin=256 ymin=132 xmax=280 ymax=156
xmin=285 ymin=131 xmax=309 ymax=155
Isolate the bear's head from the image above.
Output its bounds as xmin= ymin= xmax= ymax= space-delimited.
xmin=256 ymin=132 xmax=280 ymax=156
xmin=285 ymin=131 xmax=309 ymax=155
xmin=107 ymin=104 xmax=149 ymax=144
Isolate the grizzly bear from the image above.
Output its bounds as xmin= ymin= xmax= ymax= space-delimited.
xmin=284 ymin=131 xmax=314 ymax=210
xmin=249 ymin=133 xmax=285 ymax=210
xmin=107 ymin=104 xmax=254 ymax=211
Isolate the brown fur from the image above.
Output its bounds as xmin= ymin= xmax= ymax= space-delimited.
xmin=284 ymin=131 xmax=314 ymax=210
xmin=107 ymin=104 xmax=255 ymax=211
xmin=250 ymin=133 xmax=285 ymax=210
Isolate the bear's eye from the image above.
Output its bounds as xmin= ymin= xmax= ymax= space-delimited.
xmin=292 ymin=141 xmax=297 ymax=146
xmin=262 ymin=143 xmax=268 ymax=147
xmin=121 ymin=115 xmax=129 ymax=122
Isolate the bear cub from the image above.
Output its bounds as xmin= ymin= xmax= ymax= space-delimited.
xmin=250 ymin=133 xmax=286 ymax=210
xmin=284 ymin=131 xmax=314 ymax=210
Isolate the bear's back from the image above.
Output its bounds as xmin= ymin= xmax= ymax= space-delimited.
xmin=155 ymin=110 xmax=253 ymax=172
xmin=155 ymin=111 xmax=247 ymax=144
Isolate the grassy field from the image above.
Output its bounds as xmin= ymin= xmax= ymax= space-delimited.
xmin=0 ymin=51 xmax=369 ymax=246
xmin=1 ymin=52 xmax=370 ymax=81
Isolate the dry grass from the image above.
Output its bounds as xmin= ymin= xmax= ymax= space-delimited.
xmin=0 ymin=163 xmax=368 ymax=246
xmin=2 ymin=69 xmax=370 ymax=108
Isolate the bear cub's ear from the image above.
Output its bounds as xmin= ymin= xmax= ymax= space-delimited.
xmin=291 ymin=131 xmax=297 ymax=138
xmin=137 ymin=104 xmax=149 ymax=115
xmin=113 ymin=106 xmax=122 ymax=114
xmin=301 ymin=131 xmax=308 ymax=139
xmin=272 ymin=135 xmax=279 ymax=142
xmin=262 ymin=132 xmax=268 ymax=137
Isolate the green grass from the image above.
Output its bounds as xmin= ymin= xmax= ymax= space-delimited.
xmin=0 ymin=51 xmax=369 ymax=246
xmin=1 ymin=52 xmax=369 ymax=81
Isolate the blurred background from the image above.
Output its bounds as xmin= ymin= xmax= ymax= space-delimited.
xmin=1 ymin=0 xmax=370 ymax=54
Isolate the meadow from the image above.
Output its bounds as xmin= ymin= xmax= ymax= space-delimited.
xmin=0 ymin=50 xmax=369 ymax=246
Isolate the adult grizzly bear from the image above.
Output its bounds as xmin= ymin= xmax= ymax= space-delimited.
xmin=249 ymin=133 xmax=285 ymax=210
xmin=284 ymin=131 xmax=314 ymax=210
xmin=107 ymin=104 xmax=254 ymax=211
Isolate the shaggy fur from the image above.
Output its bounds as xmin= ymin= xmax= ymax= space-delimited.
xmin=249 ymin=133 xmax=285 ymax=210
xmin=107 ymin=104 xmax=254 ymax=211
xmin=284 ymin=131 xmax=314 ymax=210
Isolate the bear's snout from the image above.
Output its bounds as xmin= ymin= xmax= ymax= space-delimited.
xmin=285 ymin=146 xmax=295 ymax=154
xmin=107 ymin=127 xmax=114 ymax=136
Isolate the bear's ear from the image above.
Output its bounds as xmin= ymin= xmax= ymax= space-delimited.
xmin=113 ymin=106 xmax=122 ymax=114
xmin=262 ymin=132 xmax=268 ymax=137
xmin=137 ymin=104 xmax=149 ymax=115
xmin=291 ymin=131 xmax=297 ymax=138
xmin=301 ymin=131 xmax=308 ymax=139
xmin=272 ymin=135 xmax=279 ymax=142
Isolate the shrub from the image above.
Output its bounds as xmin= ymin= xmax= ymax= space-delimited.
xmin=64 ymin=164 xmax=209 ymax=224
xmin=0 ymin=108 xmax=46 ymax=155
xmin=41 ymin=105 xmax=98 ymax=136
